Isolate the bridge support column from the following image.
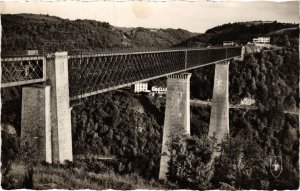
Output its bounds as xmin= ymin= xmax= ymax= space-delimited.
xmin=159 ymin=73 xmax=191 ymax=180
xmin=21 ymin=85 xmax=52 ymax=163
xmin=209 ymin=61 xmax=230 ymax=145
xmin=46 ymin=52 xmax=73 ymax=163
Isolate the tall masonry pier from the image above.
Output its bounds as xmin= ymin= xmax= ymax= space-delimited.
xmin=46 ymin=52 xmax=73 ymax=163
xmin=209 ymin=61 xmax=230 ymax=144
xmin=21 ymin=85 xmax=52 ymax=163
xmin=21 ymin=52 xmax=73 ymax=163
xmin=159 ymin=73 xmax=192 ymax=180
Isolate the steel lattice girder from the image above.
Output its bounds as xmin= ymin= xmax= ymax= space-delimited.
xmin=68 ymin=50 xmax=186 ymax=98
xmin=68 ymin=47 xmax=242 ymax=99
xmin=0 ymin=47 xmax=241 ymax=95
xmin=1 ymin=56 xmax=46 ymax=88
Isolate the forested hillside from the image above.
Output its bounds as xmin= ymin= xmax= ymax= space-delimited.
xmin=191 ymin=47 xmax=299 ymax=111
xmin=177 ymin=21 xmax=298 ymax=47
xmin=71 ymin=92 xmax=164 ymax=178
xmin=1 ymin=14 xmax=195 ymax=54
xmin=172 ymin=49 xmax=299 ymax=190
xmin=124 ymin=27 xmax=195 ymax=48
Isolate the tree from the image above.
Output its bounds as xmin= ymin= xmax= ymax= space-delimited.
xmin=284 ymin=95 xmax=296 ymax=111
xmin=212 ymin=135 xmax=268 ymax=189
xmin=256 ymin=82 xmax=268 ymax=106
xmin=283 ymin=34 xmax=291 ymax=47
xmin=167 ymin=134 xmax=214 ymax=189
xmin=251 ymin=77 xmax=257 ymax=91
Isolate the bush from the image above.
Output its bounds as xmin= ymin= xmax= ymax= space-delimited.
xmin=1 ymin=162 xmax=33 ymax=189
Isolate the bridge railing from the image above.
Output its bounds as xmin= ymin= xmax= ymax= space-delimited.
xmin=1 ymin=56 xmax=46 ymax=88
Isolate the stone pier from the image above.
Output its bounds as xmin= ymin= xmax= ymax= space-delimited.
xmin=209 ymin=61 xmax=230 ymax=144
xmin=159 ymin=73 xmax=191 ymax=180
xmin=21 ymin=85 xmax=52 ymax=163
xmin=21 ymin=52 xmax=73 ymax=163
xmin=46 ymin=52 xmax=73 ymax=163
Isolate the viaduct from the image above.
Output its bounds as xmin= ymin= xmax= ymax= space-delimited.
xmin=1 ymin=46 xmax=254 ymax=180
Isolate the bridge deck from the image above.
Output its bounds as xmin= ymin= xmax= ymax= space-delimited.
xmin=1 ymin=47 xmax=242 ymax=100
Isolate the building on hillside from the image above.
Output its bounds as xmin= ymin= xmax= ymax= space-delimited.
xmin=151 ymin=86 xmax=167 ymax=95
xmin=253 ymin=37 xmax=270 ymax=46
xmin=223 ymin=41 xmax=235 ymax=46
xmin=134 ymin=82 xmax=150 ymax=93
xmin=240 ymin=97 xmax=256 ymax=106
xmin=26 ymin=50 xmax=39 ymax=55
xmin=1 ymin=123 xmax=16 ymax=135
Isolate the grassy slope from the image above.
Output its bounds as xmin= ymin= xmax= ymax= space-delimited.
xmin=2 ymin=162 xmax=175 ymax=189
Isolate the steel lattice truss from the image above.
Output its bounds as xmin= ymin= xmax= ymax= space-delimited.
xmin=1 ymin=56 xmax=46 ymax=88
xmin=68 ymin=47 xmax=241 ymax=100
xmin=1 ymin=47 xmax=241 ymax=98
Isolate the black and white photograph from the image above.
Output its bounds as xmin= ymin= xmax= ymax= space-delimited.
xmin=0 ymin=0 xmax=299 ymax=190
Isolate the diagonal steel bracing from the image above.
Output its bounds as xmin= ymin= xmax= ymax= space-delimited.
xmin=2 ymin=47 xmax=242 ymax=100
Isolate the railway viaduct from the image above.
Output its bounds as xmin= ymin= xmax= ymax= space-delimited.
xmin=1 ymin=46 xmax=253 ymax=180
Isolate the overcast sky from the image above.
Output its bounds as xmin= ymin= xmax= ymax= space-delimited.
xmin=0 ymin=1 xmax=298 ymax=32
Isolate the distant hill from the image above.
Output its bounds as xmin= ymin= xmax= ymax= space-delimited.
xmin=176 ymin=21 xmax=298 ymax=47
xmin=124 ymin=27 xmax=195 ymax=48
xmin=1 ymin=14 xmax=196 ymax=54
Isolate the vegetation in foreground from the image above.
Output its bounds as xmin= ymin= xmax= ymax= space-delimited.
xmin=1 ymin=159 xmax=175 ymax=190
xmin=167 ymin=112 xmax=299 ymax=190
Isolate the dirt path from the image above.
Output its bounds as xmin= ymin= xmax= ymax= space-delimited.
xmin=190 ymin=99 xmax=298 ymax=115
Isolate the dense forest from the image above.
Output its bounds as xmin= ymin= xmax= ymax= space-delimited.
xmin=1 ymin=15 xmax=299 ymax=189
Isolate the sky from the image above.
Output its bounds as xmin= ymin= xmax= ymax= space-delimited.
xmin=0 ymin=0 xmax=298 ymax=32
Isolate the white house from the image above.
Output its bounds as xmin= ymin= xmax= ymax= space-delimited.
xmin=26 ymin=50 xmax=39 ymax=55
xmin=240 ymin=97 xmax=256 ymax=106
xmin=223 ymin=41 xmax=235 ymax=46
xmin=253 ymin=37 xmax=270 ymax=46
xmin=134 ymin=82 xmax=149 ymax=93
xmin=151 ymin=86 xmax=167 ymax=94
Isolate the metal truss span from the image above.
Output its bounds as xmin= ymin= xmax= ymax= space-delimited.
xmin=1 ymin=56 xmax=46 ymax=88
xmin=68 ymin=47 xmax=242 ymax=100
xmin=1 ymin=47 xmax=241 ymax=96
